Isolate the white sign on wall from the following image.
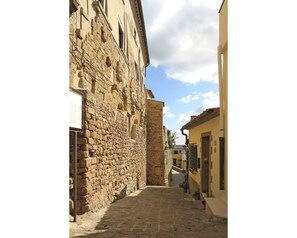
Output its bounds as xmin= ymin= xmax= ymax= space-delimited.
xmin=69 ymin=90 xmax=83 ymax=129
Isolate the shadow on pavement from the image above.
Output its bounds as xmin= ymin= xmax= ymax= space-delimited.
xmin=170 ymin=168 xmax=186 ymax=188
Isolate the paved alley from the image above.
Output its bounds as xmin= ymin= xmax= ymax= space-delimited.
xmin=70 ymin=185 xmax=227 ymax=238
xmin=170 ymin=167 xmax=186 ymax=188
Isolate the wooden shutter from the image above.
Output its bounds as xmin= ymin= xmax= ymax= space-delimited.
xmin=189 ymin=144 xmax=198 ymax=171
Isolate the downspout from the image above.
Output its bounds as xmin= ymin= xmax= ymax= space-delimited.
xmin=181 ymin=128 xmax=189 ymax=146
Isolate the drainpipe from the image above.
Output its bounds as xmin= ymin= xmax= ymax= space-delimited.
xmin=180 ymin=128 xmax=188 ymax=146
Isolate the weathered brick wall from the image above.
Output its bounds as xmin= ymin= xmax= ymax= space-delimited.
xmin=69 ymin=8 xmax=147 ymax=214
xmin=146 ymin=100 xmax=166 ymax=185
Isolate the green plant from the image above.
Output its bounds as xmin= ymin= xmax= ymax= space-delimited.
xmin=167 ymin=130 xmax=178 ymax=149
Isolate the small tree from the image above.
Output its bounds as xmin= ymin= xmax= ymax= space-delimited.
xmin=167 ymin=130 xmax=178 ymax=149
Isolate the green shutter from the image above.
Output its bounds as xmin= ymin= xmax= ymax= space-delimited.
xmin=189 ymin=144 xmax=198 ymax=171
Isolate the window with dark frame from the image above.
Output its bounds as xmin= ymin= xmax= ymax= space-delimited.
xmin=127 ymin=113 xmax=131 ymax=137
xmin=134 ymin=62 xmax=139 ymax=83
xmin=69 ymin=0 xmax=79 ymax=15
xmin=133 ymin=28 xmax=136 ymax=38
xmin=119 ymin=24 xmax=124 ymax=50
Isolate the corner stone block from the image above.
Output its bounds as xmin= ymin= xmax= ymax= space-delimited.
xmin=79 ymin=158 xmax=92 ymax=168
xmin=87 ymin=107 xmax=95 ymax=115
xmin=84 ymin=130 xmax=91 ymax=137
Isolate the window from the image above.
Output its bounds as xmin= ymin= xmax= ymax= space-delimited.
xmin=119 ymin=24 xmax=124 ymax=50
xmin=69 ymin=0 xmax=79 ymax=15
xmin=174 ymin=151 xmax=178 ymax=154
xmin=134 ymin=62 xmax=139 ymax=83
xmin=133 ymin=28 xmax=137 ymax=45
xmin=127 ymin=113 xmax=131 ymax=137
xmin=131 ymin=125 xmax=136 ymax=140
xmin=98 ymin=0 xmax=108 ymax=16
xmin=189 ymin=144 xmax=198 ymax=171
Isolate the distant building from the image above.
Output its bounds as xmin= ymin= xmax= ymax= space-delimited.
xmin=172 ymin=145 xmax=187 ymax=171
xmin=146 ymin=93 xmax=172 ymax=186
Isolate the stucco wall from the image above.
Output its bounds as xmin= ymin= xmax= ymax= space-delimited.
xmin=219 ymin=0 xmax=228 ymax=204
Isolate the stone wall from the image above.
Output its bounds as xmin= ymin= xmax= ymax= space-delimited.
xmin=69 ymin=5 xmax=147 ymax=214
xmin=146 ymin=100 xmax=167 ymax=186
xmin=163 ymin=127 xmax=173 ymax=186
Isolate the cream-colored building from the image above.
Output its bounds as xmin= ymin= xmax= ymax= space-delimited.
xmin=69 ymin=0 xmax=150 ymax=215
xmin=217 ymin=0 xmax=228 ymax=206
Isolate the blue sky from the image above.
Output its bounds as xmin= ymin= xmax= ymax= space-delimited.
xmin=142 ymin=0 xmax=222 ymax=144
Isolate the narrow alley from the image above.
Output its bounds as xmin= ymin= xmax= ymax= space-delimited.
xmin=70 ymin=169 xmax=227 ymax=238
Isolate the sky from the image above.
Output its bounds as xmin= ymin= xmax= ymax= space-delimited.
xmin=142 ymin=0 xmax=222 ymax=145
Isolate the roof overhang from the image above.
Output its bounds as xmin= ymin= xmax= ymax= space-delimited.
xmin=181 ymin=107 xmax=220 ymax=130
xmin=130 ymin=0 xmax=150 ymax=66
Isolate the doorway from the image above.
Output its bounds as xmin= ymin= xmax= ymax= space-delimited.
xmin=201 ymin=134 xmax=210 ymax=195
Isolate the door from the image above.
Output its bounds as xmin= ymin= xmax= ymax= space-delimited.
xmin=201 ymin=135 xmax=210 ymax=195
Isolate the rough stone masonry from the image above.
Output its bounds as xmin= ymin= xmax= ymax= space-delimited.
xmin=69 ymin=2 xmax=148 ymax=215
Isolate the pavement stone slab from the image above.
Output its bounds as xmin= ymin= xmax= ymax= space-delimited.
xmin=70 ymin=176 xmax=227 ymax=238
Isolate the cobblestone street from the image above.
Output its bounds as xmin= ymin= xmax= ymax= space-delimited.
xmin=70 ymin=184 xmax=227 ymax=238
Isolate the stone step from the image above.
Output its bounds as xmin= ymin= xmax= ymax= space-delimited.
xmin=205 ymin=197 xmax=227 ymax=222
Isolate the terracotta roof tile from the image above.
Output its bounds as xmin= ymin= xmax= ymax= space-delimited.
xmin=181 ymin=107 xmax=220 ymax=130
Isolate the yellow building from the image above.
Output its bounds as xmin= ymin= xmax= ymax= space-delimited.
xmin=181 ymin=108 xmax=220 ymax=198
xmin=172 ymin=145 xmax=186 ymax=171
xmin=180 ymin=0 xmax=227 ymax=220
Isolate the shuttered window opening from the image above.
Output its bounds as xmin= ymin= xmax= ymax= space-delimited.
xmin=189 ymin=144 xmax=198 ymax=171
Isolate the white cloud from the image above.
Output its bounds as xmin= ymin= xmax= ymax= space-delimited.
xmin=142 ymin=0 xmax=221 ymax=84
xmin=165 ymin=112 xmax=176 ymax=118
xmin=177 ymin=90 xmax=219 ymax=125
xmin=179 ymin=95 xmax=193 ymax=103
xmin=201 ymin=90 xmax=219 ymax=108
xmin=178 ymin=111 xmax=194 ymax=124
xmin=179 ymin=92 xmax=201 ymax=103
xmin=163 ymin=105 xmax=170 ymax=114
xmin=163 ymin=105 xmax=176 ymax=118
xmin=179 ymin=90 xmax=219 ymax=107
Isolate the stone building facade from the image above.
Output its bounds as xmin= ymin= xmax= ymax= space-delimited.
xmin=69 ymin=0 xmax=150 ymax=215
xmin=146 ymin=99 xmax=172 ymax=186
